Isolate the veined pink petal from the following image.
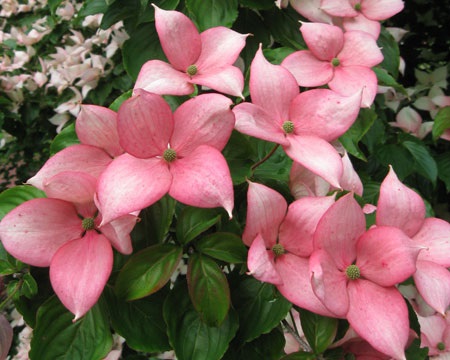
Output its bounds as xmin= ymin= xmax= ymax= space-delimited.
xmin=279 ymin=196 xmax=335 ymax=257
xmin=310 ymin=249 xmax=349 ymax=317
xmin=171 ymin=93 xmax=234 ymax=156
xmin=313 ymin=192 xmax=365 ymax=268
xmin=361 ymin=0 xmax=405 ymax=21
xmin=99 ymin=214 xmax=139 ymax=255
xmin=153 ymin=5 xmax=201 ymax=71
xmin=284 ymin=134 xmax=343 ymax=189
xmin=247 ymin=234 xmax=283 ymax=284
xmin=196 ymin=27 xmax=247 ymax=70
xmin=289 ymin=0 xmax=334 ymax=23
xmin=76 ymin=105 xmax=123 ymax=158
xmin=414 ymin=260 xmax=450 ymax=315
xmin=275 ymin=253 xmax=336 ymax=317
xmin=43 ymin=171 xmax=97 ymax=205
xmin=338 ymin=31 xmax=383 ymax=67
xmin=50 ymin=231 xmax=113 ymax=320
xmin=356 ymin=226 xmax=420 ymax=287
xmin=97 ymin=154 xmax=172 ymax=225
xmin=340 ymin=152 xmax=363 ymax=196
xmin=118 ymin=90 xmax=173 ymax=159
xmin=347 ymin=280 xmax=408 ymax=360
xmin=249 ymin=46 xmax=299 ymax=121
xmin=289 ymin=161 xmax=331 ymax=198
xmin=320 ymin=0 xmax=359 ymax=17
xmin=342 ymin=13 xmax=381 ymax=39
xmin=168 ymin=146 xmax=234 ymax=218
xmin=242 ymin=181 xmax=287 ymax=247
xmin=193 ymin=65 xmax=244 ymax=98
xmin=300 ymin=23 xmax=344 ymax=61
xmin=281 ymin=51 xmax=334 ymax=87
xmin=27 ymin=144 xmax=112 ymax=190
xmin=413 ymin=218 xmax=450 ymax=266
xmin=233 ymin=102 xmax=289 ymax=146
xmin=133 ymin=60 xmax=194 ymax=96
xmin=0 ymin=198 xmax=82 ymax=267
xmin=417 ymin=312 xmax=447 ymax=356
xmin=392 ymin=107 xmax=422 ymax=134
xmin=290 ymin=89 xmax=362 ymax=141
xmin=376 ymin=166 xmax=425 ymax=237
xmin=329 ymin=65 xmax=378 ymax=107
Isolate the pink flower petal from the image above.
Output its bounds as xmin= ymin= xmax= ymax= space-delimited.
xmin=300 ymin=22 xmax=344 ymax=61
xmin=171 ymin=93 xmax=234 ymax=156
xmin=361 ymin=0 xmax=405 ymax=21
xmin=284 ymin=134 xmax=343 ymax=189
xmin=50 ymin=231 xmax=113 ymax=320
xmin=233 ymin=102 xmax=289 ymax=146
xmin=414 ymin=260 xmax=450 ymax=315
xmin=249 ymin=46 xmax=299 ymax=121
xmin=133 ymin=60 xmax=194 ymax=96
xmin=117 ymin=90 xmax=173 ymax=159
xmin=275 ymin=253 xmax=336 ymax=317
xmin=347 ymin=280 xmax=409 ymax=360
xmin=356 ymin=226 xmax=420 ymax=287
xmin=341 ymin=152 xmax=364 ymax=196
xmin=413 ymin=218 xmax=450 ymax=266
xmin=0 ymin=198 xmax=82 ymax=267
xmin=168 ymin=146 xmax=234 ymax=218
xmin=99 ymin=214 xmax=139 ymax=255
xmin=27 ymin=145 xmax=112 ymax=190
xmin=76 ymin=105 xmax=123 ymax=157
xmin=392 ymin=106 xmax=422 ymax=134
xmin=320 ymin=0 xmax=359 ymax=17
xmin=417 ymin=312 xmax=447 ymax=356
xmin=289 ymin=0 xmax=334 ymax=23
xmin=281 ymin=51 xmax=334 ymax=87
xmin=310 ymin=249 xmax=349 ymax=317
xmin=290 ymin=89 xmax=362 ymax=141
xmin=329 ymin=65 xmax=378 ymax=107
xmin=376 ymin=166 xmax=425 ymax=237
xmin=279 ymin=196 xmax=335 ymax=257
xmin=196 ymin=27 xmax=247 ymax=70
xmin=43 ymin=171 xmax=97 ymax=205
xmin=342 ymin=13 xmax=381 ymax=39
xmin=289 ymin=161 xmax=331 ymax=198
xmin=193 ymin=65 xmax=245 ymax=98
xmin=338 ymin=31 xmax=384 ymax=67
xmin=247 ymin=234 xmax=283 ymax=284
xmin=313 ymin=192 xmax=366 ymax=269
xmin=242 ymin=181 xmax=287 ymax=247
xmin=97 ymin=154 xmax=172 ymax=225
xmin=153 ymin=5 xmax=201 ymax=71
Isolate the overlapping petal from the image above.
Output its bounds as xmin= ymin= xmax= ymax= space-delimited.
xmin=99 ymin=214 xmax=138 ymax=255
xmin=300 ymin=22 xmax=344 ymax=60
xmin=193 ymin=66 xmax=245 ymax=99
xmin=342 ymin=14 xmax=381 ymax=39
xmin=49 ymin=231 xmax=113 ymax=321
xmin=361 ymin=0 xmax=405 ymax=21
xmin=320 ymin=0 xmax=358 ymax=17
xmin=338 ymin=31 xmax=383 ymax=67
xmin=247 ymin=234 xmax=283 ymax=284
xmin=412 ymin=217 xmax=450 ymax=266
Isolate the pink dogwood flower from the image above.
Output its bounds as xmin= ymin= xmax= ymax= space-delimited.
xmin=244 ymin=181 xmax=336 ymax=316
xmin=233 ymin=46 xmax=362 ymax=188
xmin=389 ymin=106 xmax=433 ymax=140
xmin=133 ymin=5 xmax=247 ymax=98
xmin=310 ymin=192 xmax=421 ymax=359
xmin=417 ymin=311 xmax=450 ymax=357
xmin=377 ymin=166 xmax=450 ymax=315
xmin=96 ymin=90 xmax=235 ymax=225
xmin=281 ymin=22 xmax=383 ymax=107
xmin=0 ymin=171 xmax=138 ymax=320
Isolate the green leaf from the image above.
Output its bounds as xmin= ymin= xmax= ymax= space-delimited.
xmin=373 ymin=67 xmax=407 ymax=94
xmin=76 ymin=0 xmax=108 ymax=19
xmin=115 ymin=244 xmax=182 ymax=300
xmin=377 ymin=27 xmax=400 ymax=78
xmin=402 ymin=140 xmax=438 ymax=184
xmin=263 ymin=47 xmax=296 ymax=64
xmin=100 ymin=0 xmax=143 ymax=29
xmin=0 ymin=185 xmax=45 ymax=220
xmin=432 ymin=106 xmax=450 ymax=140
xmin=0 ymin=260 xmax=15 ymax=275
xmin=280 ymin=351 xmax=317 ymax=360
xmin=103 ymin=286 xmax=170 ymax=353
xmin=374 ymin=144 xmax=414 ymax=180
xmin=222 ymin=131 xmax=254 ymax=185
xmin=109 ymin=89 xmax=132 ymax=111
xmin=164 ymin=281 xmax=239 ymax=360
xmin=176 ymin=207 xmax=222 ymax=245
xmin=298 ymin=308 xmax=338 ymax=354
xmin=238 ymin=0 xmax=274 ymax=9
xmin=196 ymin=232 xmax=247 ymax=264
xmin=187 ymin=254 xmax=230 ymax=326
xmin=48 ymin=0 xmax=64 ymax=14
xmin=122 ymin=22 xmax=166 ymax=80
xmin=29 ymin=297 xmax=112 ymax=360
xmin=436 ymin=152 xmax=450 ymax=192
xmin=339 ymin=108 xmax=377 ymax=161
xmin=186 ymin=0 xmax=239 ymax=31
xmin=21 ymin=273 xmax=38 ymax=299
xmin=405 ymin=338 xmax=428 ymax=360
xmin=50 ymin=123 xmax=80 ymax=155
xmin=231 ymin=275 xmax=292 ymax=342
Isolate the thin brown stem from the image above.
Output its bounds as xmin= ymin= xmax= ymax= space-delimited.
xmin=250 ymin=143 xmax=280 ymax=174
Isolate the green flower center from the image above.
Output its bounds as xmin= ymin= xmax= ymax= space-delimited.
xmin=82 ymin=217 xmax=95 ymax=231
xmin=345 ymin=264 xmax=361 ymax=280
xmin=282 ymin=121 xmax=295 ymax=134
xmin=331 ymin=57 xmax=340 ymax=67
xmin=186 ymin=64 xmax=198 ymax=76
xmin=354 ymin=3 xmax=361 ymax=11
xmin=272 ymin=243 xmax=285 ymax=256
xmin=437 ymin=342 xmax=446 ymax=351
xmin=163 ymin=148 xmax=177 ymax=163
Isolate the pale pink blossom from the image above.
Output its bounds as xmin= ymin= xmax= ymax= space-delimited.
xmin=417 ymin=311 xmax=450 ymax=357
xmin=414 ymin=85 xmax=450 ymax=119
xmin=389 ymin=106 xmax=433 ymax=139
